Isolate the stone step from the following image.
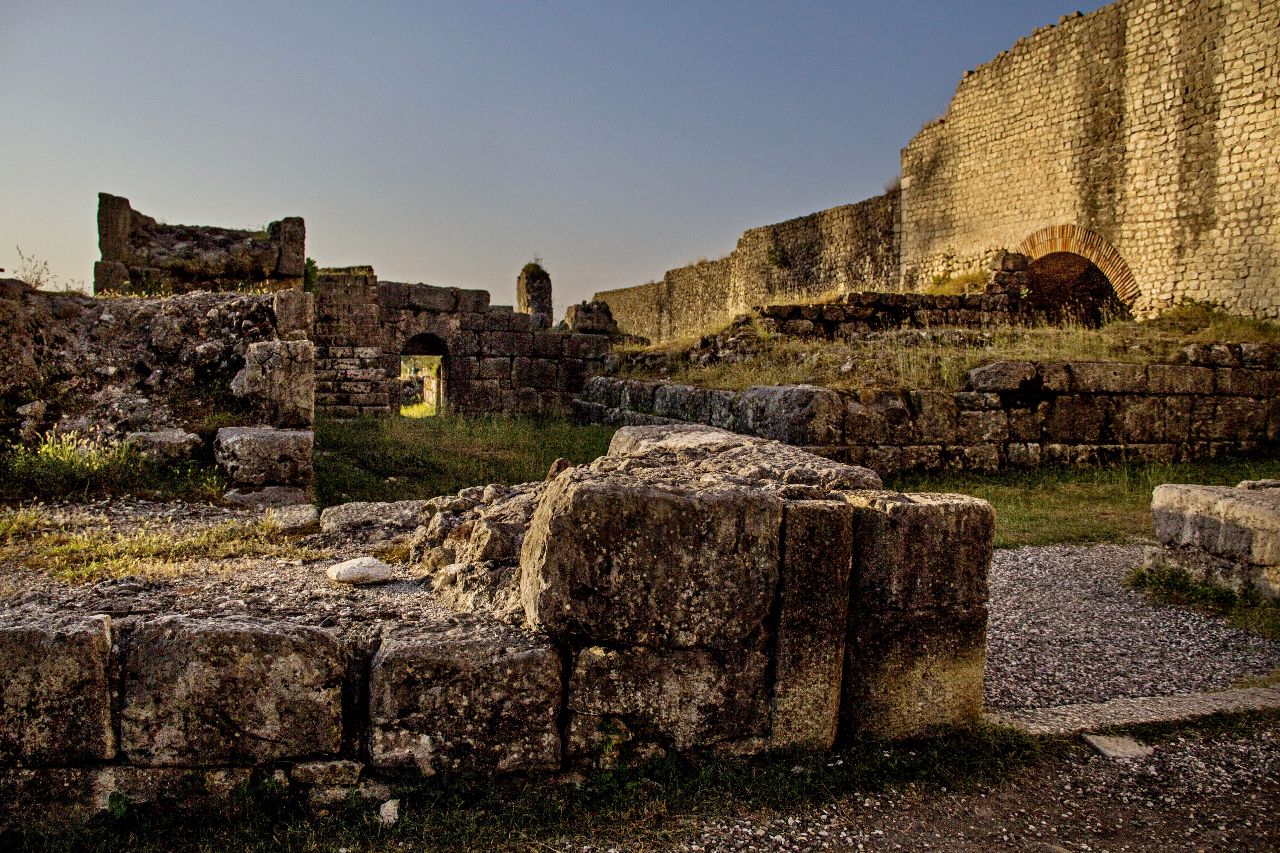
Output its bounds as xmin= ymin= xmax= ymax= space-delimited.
xmin=988 ymin=686 xmax=1280 ymax=737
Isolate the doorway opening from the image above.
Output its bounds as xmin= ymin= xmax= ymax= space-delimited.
xmin=1025 ymin=252 xmax=1130 ymax=327
xmin=400 ymin=333 xmax=447 ymax=417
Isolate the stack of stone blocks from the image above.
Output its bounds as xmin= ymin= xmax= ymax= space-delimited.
xmin=315 ymin=267 xmax=612 ymax=417
xmin=576 ymin=343 xmax=1280 ymax=474
xmin=0 ymin=427 xmax=993 ymax=821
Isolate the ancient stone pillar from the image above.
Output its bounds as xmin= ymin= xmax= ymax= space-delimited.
xmin=516 ymin=262 xmax=552 ymax=319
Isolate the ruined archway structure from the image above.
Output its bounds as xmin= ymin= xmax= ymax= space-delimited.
xmin=1017 ymin=225 xmax=1138 ymax=308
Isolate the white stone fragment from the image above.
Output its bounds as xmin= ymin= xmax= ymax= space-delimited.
xmin=326 ymin=557 xmax=392 ymax=585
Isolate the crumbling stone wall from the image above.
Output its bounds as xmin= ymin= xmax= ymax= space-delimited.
xmin=596 ymin=192 xmax=900 ymax=342
xmin=576 ymin=345 xmax=1280 ymax=474
xmin=899 ymin=0 xmax=1280 ymax=318
xmin=314 ymin=267 xmax=611 ymax=417
xmin=754 ymin=289 xmax=1025 ymax=339
xmin=0 ymin=428 xmax=993 ymax=822
xmin=94 ymin=193 xmax=305 ymax=295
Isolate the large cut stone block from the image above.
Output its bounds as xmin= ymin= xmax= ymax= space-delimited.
xmin=368 ymin=624 xmax=561 ymax=775
xmin=1152 ymin=483 xmax=1280 ymax=566
xmin=567 ymin=644 xmax=769 ymax=765
xmin=121 ymin=616 xmax=343 ymax=765
xmin=519 ymin=469 xmax=783 ymax=648
xmin=231 ymin=339 xmax=316 ymax=428
xmin=770 ymin=500 xmax=854 ymax=750
xmin=214 ymin=426 xmax=313 ymax=486
xmin=0 ymin=616 xmax=115 ymax=765
xmin=732 ymin=384 xmax=844 ymax=445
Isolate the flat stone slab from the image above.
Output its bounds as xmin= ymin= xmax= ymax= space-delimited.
xmin=990 ymin=686 xmax=1280 ymax=737
xmin=1082 ymin=733 xmax=1154 ymax=760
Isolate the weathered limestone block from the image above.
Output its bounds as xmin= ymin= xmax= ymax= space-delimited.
xmin=1070 ymin=362 xmax=1148 ymax=394
xmin=909 ymin=390 xmax=958 ymax=444
xmin=564 ymin=300 xmax=619 ymax=335
xmin=516 ymin=263 xmax=553 ymax=318
xmin=319 ymin=500 xmax=429 ymax=543
xmin=770 ymin=500 xmax=854 ymax=750
xmin=214 ymin=427 xmax=313 ymax=486
xmin=124 ymin=428 xmax=201 ymax=463
xmin=733 ymin=384 xmax=844 ymax=445
xmin=839 ymin=492 xmax=994 ymax=739
xmin=965 ymin=360 xmax=1036 ymax=392
xmin=270 ymin=217 xmax=306 ymax=277
xmin=0 ymin=616 xmax=115 ymax=765
xmin=368 ymin=624 xmax=561 ymax=775
xmin=230 ymin=339 xmax=316 ymax=428
xmin=1041 ymin=395 xmax=1105 ymax=443
xmin=273 ymin=289 xmax=314 ymax=339
xmin=567 ymin=644 xmax=769 ymax=765
xmin=121 ymin=616 xmax=344 ymax=765
xmin=519 ymin=467 xmax=783 ymax=648
xmin=1152 ymin=484 xmax=1280 ymax=568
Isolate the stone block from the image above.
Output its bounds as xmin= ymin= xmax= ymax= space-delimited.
xmin=565 ymin=334 xmax=613 ymax=361
xmin=909 ymin=391 xmax=957 ymax=443
xmin=1215 ymin=368 xmax=1280 ymax=397
xmin=320 ymin=500 xmax=429 ymax=541
xmin=271 ymin=217 xmax=306 ymax=277
xmin=0 ymin=616 xmax=115 ymax=765
xmin=230 ymin=339 xmax=316 ymax=428
xmin=368 ymin=624 xmax=561 ymax=776
xmin=124 ymin=429 xmax=202 ymax=463
xmin=567 ymin=645 xmax=768 ymax=765
xmin=1070 ymin=362 xmax=1148 ymax=394
xmin=477 ymin=357 xmax=511 ymax=381
xmin=965 ymin=360 xmax=1036 ymax=392
xmin=1040 ymin=362 xmax=1072 ymax=393
xmin=1152 ymin=484 xmax=1280 ymax=566
xmin=1042 ymin=395 xmax=1104 ymax=443
xmin=273 ymin=289 xmax=314 ymax=339
xmin=770 ymin=500 xmax=854 ymax=750
xmin=1108 ymin=396 xmax=1166 ymax=443
xmin=454 ymin=289 xmax=490 ymax=314
xmin=732 ymin=385 xmax=845 ymax=446
xmin=619 ymin=379 xmax=658 ymax=413
xmin=580 ymin=375 xmax=622 ymax=408
xmin=121 ymin=616 xmax=344 ymax=765
xmin=512 ymin=357 xmax=558 ymax=390
xmin=215 ymin=427 xmax=313 ymax=486
xmin=533 ymin=331 xmax=567 ymax=359
xmin=519 ymin=468 xmax=782 ymax=649
xmin=1147 ymin=364 xmax=1213 ymax=395
xmin=1212 ymin=397 xmax=1267 ymax=440
xmin=956 ymin=410 xmax=1008 ymax=444
xmin=844 ymin=400 xmax=886 ymax=445
xmin=406 ymin=284 xmax=458 ymax=313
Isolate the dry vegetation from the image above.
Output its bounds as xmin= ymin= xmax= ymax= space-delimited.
xmin=615 ymin=302 xmax=1280 ymax=393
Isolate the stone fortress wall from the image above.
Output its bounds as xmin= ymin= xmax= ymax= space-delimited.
xmin=900 ymin=0 xmax=1280 ymax=318
xmin=596 ymin=0 xmax=1280 ymax=341
xmin=597 ymin=192 xmax=899 ymax=342
xmin=94 ymin=193 xmax=306 ymax=295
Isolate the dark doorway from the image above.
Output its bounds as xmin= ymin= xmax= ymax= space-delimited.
xmin=1026 ymin=252 xmax=1130 ymax=327
xmin=400 ymin=333 xmax=447 ymax=417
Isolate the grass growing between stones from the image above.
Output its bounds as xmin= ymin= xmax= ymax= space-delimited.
xmin=6 ymin=724 xmax=1054 ymax=853
xmin=0 ymin=433 xmax=224 ymax=504
xmin=1125 ymin=563 xmax=1280 ymax=643
xmin=314 ymin=414 xmax=616 ymax=507
xmin=0 ymin=516 xmax=329 ymax=584
xmin=888 ymin=455 xmax=1280 ymax=549
xmin=617 ymin=302 xmax=1280 ymax=392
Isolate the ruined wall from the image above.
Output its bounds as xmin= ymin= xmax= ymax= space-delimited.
xmin=314 ymin=268 xmax=611 ymax=417
xmin=94 ymin=193 xmax=306 ymax=295
xmin=576 ymin=345 xmax=1280 ymax=475
xmin=596 ymin=192 xmax=900 ymax=342
xmin=900 ymin=0 xmax=1280 ymax=318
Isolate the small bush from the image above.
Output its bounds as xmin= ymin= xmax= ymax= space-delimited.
xmin=1126 ymin=561 xmax=1280 ymax=642
xmin=0 ymin=432 xmax=223 ymax=503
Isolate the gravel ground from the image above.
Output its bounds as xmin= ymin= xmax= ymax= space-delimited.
xmin=560 ymin=721 xmax=1280 ymax=851
xmin=984 ymin=544 xmax=1280 ymax=711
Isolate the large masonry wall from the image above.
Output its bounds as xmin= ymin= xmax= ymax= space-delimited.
xmin=900 ymin=0 xmax=1280 ymax=318
xmin=596 ymin=192 xmax=900 ymax=342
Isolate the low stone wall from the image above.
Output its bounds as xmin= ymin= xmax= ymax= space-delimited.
xmin=315 ymin=267 xmax=611 ymax=417
xmin=94 ymin=193 xmax=305 ymax=295
xmin=0 ymin=427 xmax=993 ymax=823
xmin=575 ymin=346 xmax=1280 ymax=474
xmin=756 ymin=288 xmax=1025 ymax=339
xmin=1148 ymin=480 xmax=1280 ymax=602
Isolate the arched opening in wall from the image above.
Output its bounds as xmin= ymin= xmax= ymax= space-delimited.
xmin=400 ymin=333 xmax=447 ymax=418
xmin=1025 ymin=252 xmax=1131 ymax=327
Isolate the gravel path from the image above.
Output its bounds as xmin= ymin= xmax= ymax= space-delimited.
xmin=985 ymin=544 xmax=1280 ymax=710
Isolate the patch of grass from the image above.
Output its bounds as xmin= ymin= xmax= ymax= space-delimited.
xmin=925 ymin=269 xmax=987 ymax=296
xmin=0 ymin=517 xmax=330 ymax=584
xmin=0 ymin=433 xmax=224 ymax=504
xmin=314 ymin=414 xmax=616 ymax=507
xmin=888 ymin=455 xmax=1280 ymax=549
xmin=1125 ymin=562 xmax=1280 ymax=643
xmin=0 ymin=506 xmax=50 ymax=542
xmin=6 ymin=724 xmax=1054 ymax=852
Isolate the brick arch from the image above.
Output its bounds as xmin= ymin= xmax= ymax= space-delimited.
xmin=1017 ymin=225 xmax=1138 ymax=306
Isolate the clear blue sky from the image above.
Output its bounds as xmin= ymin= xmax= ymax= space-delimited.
xmin=1 ymin=0 xmax=1108 ymax=310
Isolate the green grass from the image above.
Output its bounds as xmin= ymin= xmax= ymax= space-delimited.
xmin=1126 ymin=562 xmax=1280 ymax=643
xmin=0 ymin=433 xmax=224 ymax=504
xmin=0 ymin=516 xmax=330 ymax=584
xmin=6 ymin=724 xmax=1051 ymax=852
xmin=888 ymin=455 xmax=1280 ymax=548
xmin=314 ymin=414 xmax=616 ymax=507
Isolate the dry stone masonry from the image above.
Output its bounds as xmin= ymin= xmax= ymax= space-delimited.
xmin=94 ymin=193 xmax=305 ymax=295
xmin=576 ymin=344 xmax=1280 ymax=475
xmin=0 ymin=427 xmax=994 ymax=822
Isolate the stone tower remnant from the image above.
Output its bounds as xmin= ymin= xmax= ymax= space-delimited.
xmin=517 ymin=261 xmax=553 ymax=320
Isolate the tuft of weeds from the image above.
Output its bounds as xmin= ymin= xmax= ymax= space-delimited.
xmin=1126 ymin=562 xmax=1280 ymax=642
xmin=5 ymin=724 xmax=1054 ymax=852
xmin=0 ymin=506 xmax=51 ymax=542
xmin=889 ymin=455 xmax=1280 ymax=549
xmin=0 ymin=432 xmax=224 ymax=504
xmin=314 ymin=413 xmax=615 ymax=507
xmin=0 ymin=517 xmax=329 ymax=584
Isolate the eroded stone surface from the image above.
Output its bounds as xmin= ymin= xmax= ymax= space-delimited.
xmin=214 ymin=427 xmax=313 ymax=487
